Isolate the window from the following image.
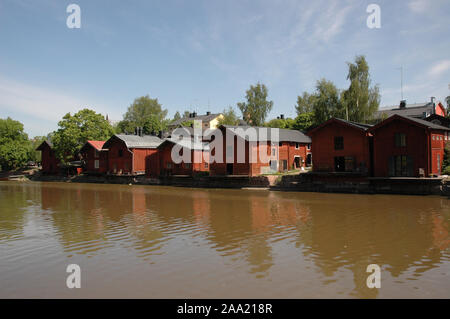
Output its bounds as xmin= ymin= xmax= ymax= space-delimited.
xmin=95 ymin=150 xmax=99 ymax=158
xmin=432 ymin=135 xmax=436 ymax=140
xmin=334 ymin=136 xmax=344 ymax=150
xmin=272 ymin=148 xmax=276 ymax=156
xmin=185 ymin=163 xmax=191 ymax=169
xmin=307 ymin=144 xmax=311 ymax=150
xmin=118 ymin=149 xmax=123 ymax=157
xmin=394 ymin=155 xmax=408 ymax=176
xmin=395 ymin=133 xmax=406 ymax=147
xmin=94 ymin=160 xmax=99 ymax=169
xmin=204 ymin=162 xmax=209 ymax=169
xmin=295 ymin=142 xmax=299 ymax=149
xmin=279 ymin=142 xmax=283 ymax=147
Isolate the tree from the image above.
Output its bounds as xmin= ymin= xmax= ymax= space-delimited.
xmin=28 ymin=136 xmax=47 ymax=162
xmin=264 ymin=117 xmax=295 ymax=129
xmin=143 ymin=114 xmax=169 ymax=134
xmin=445 ymin=96 xmax=450 ymax=117
xmin=295 ymin=92 xmax=316 ymax=115
xmin=237 ymin=83 xmax=273 ymax=126
xmin=173 ymin=111 xmax=181 ymax=121
xmin=0 ymin=117 xmax=31 ymax=170
xmin=117 ymin=95 xmax=168 ymax=134
xmin=341 ymin=55 xmax=380 ymax=122
xmin=292 ymin=112 xmax=315 ymax=131
xmin=52 ymin=109 xmax=114 ymax=163
xmin=313 ymin=79 xmax=344 ymax=124
xmin=217 ymin=107 xmax=241 ymax=126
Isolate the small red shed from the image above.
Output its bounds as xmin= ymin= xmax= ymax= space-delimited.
xmin=307 ymin=118 xmax=373 ymax=174
xmin=368 ymin=114 xmax=450 ymax=177
xmin=36 ymin=140 xmax=60 ymax=174
xmin=79 ymin=140 xmax=108 ymax=174
xmin=103 ymin=134 xmax=163 ymax=176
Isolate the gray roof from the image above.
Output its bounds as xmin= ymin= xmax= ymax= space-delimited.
xmin=169 ymin=113 xmax=222 ymax=127
xmin=375 ymin=102 xmax=435 ymax=119
xmin=222 ymin=125 xmax=311 ymax=143
xmin=335 ymin=118 xmax=373 ymax=131
xmin=104 ymin=134 xmax=163 ymax=149
xmin=159 ymin=137 xmax=210 ymax=151
xmin=394 ymin=115 xmax=450 ymax=131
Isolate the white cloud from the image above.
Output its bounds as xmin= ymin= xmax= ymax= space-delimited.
xmin=428 ymin=60 xmax=450 ymax=77
xmin=0 ymin=77 xmax=120 ymax=123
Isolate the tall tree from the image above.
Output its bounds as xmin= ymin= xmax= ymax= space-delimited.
xmin=295 ymin=92 xmax=316 ymax=115
xmin=52 ymin=109 xmax=114 ymax=163
xmin=0 ymin=117 xmax=31 ymax=170
xmin=173 ymin=111 xmax=181 ymax=121
xmin=217 ymin=107 xmax=241 ymax=126
xmin=445 ymin=96 xmax=450 ymax=117
xmin=237 ymin=83 xmax=273 ymax=126
xmin=313 ymin=79 xmax=343 ymax=124
xmin=118 ymin=95 xmax=168 ymax=134
xmin=341 ymin=55 xmax=380 ymax=122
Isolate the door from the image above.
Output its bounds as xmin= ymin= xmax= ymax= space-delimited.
xmin=226 ymin=163 xmax=233 ymax=175
xmin=334 ymin=156 xmax=345 ymax=172
xmin=437 ymin=154 xmax=441 ymax=175
xmin=294 ymin=157 xmax=301 ymax=169
xmin=282 ymin=160 xmax=288 ymax=171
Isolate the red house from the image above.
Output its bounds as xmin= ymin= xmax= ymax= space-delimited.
xmin=36 ymin=140 xmax=60 ymax=174
xmin=368 ymin=114 xmax=450 ymax=177
xmin=103 ymin=134 xmax=162 ymax=176
xmin=308 ymin=118 xmax=373 ymax=174
xmin=158 ymin=138 xmax=210 ymax=176
xmin=209 ymin=125 xmax=311 ymax=176
xmin=79 ymin=141 xmax=108 ymax=174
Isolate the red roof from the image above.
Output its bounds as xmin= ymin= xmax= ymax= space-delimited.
xmin=87 ymin=140 xmax=106 ymax=151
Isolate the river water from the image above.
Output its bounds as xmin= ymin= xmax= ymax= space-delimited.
xmin=0 ymin=181 xmax=449 ymax=298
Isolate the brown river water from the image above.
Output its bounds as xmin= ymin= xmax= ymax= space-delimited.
xmin=0 ymin=181 xmax=449 ymax=298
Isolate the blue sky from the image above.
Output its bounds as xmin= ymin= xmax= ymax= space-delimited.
xmin=0 ymin=0 xmax=449 ymax=137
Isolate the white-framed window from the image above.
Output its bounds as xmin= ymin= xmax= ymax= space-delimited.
xmin=94 ymin=160 xmax=99 ymax=169
xmin=307 ymin=143 xmax=311 ymax=150
xmin=295 ymin=142 xmax=299 ymax=149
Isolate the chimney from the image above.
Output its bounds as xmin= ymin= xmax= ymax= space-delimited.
xmin=193 ymin=112 xmax=197 ymax=118
xmin=158 ymin=131 xmax=162 ymax=139
xmin=189 ymin=113 xmax=193 ymax=118
xmin=277 ymin=116 xmax=280 ymax=119
xmin=206 ymin=111 xmax=211 ymax=115
xmin=431 ymin=96 xmax=436 ymax=104
xmin=399 ymin=100 xmax=406 ymax=109
xmin=280 ymin=114 xmax=285 ymax=119
xmin=134 ymin=127 xmax=138 ymax=135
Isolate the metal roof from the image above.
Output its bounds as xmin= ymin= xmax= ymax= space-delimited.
xmin=221 ymin=125 xmax=311 ymax=143
xmin=104 ymin=134 xmax=163 ymax=149
xmin=375 ymin=102 xmax=435 ymax=119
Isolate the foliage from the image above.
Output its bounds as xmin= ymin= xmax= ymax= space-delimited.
xmin=28 ymin=136 xmax=47 ymax=162
xmin=172 ymin=111 xmax=181 ymax=121
xmin=313 ymin=79 xmax=344 ymax=124
xmin=217 ymin=107 xmax=241 ymax=126
xmin=237 ymin=83 xmax=273 ymax=126
xmin=0 ymin=117 xmax=31 ymax=170
xmin=446 ymin=96 xmax=450 ymax=117
xmin=442 ymin=143 xmax=450 ymax=175
xmin=292 ymin=112 xmax=315 ymax=131
xmin=264 ymin=118 xmax=295 ymax=129
xmin=180 ymin=120 xmax=194 ymax=127
xmin=117 ymin=95 xmax=168 ymax=134
xmin=295 ymin=92 xmax=316 ymax=114
xmin=341 ymin=55 xmax=380 ymax=122
xmin=52 ymin=109 xmax=114 ymax=163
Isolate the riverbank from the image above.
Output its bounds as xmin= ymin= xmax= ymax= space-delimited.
xmin=16 ymin=170 xmax=450 ymax=196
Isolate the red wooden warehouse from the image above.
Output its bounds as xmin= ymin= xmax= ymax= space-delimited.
xmin=368 ymin=114 xmax=450 ymax=177
xmin=308 ymin=118 xmax=373 ymax=174
xmin=209 ymin=125 xmax=311 ymax=176
xmin=79 ymin=140 xmax=108 ymax=174
xmin=102 ymin=133 xmax=163 ymax=176
xmin=36 ymin=140 xmax=60 ymax=174
xmin=158 ymin=137 xmax=210 ymax=176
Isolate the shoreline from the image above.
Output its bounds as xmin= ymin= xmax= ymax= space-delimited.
xmin=5 ymin=170 xmax=449 ymax=196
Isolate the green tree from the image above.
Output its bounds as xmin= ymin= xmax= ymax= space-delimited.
xmin=0 ymin=117 xmax=31 ymax=170
xmin=117 ymin=95 xmax=168 ymax=133
xmin=143 ymin=114 xmax=169 ymax=134
xmin=264 ymin=117 xmax=295 ymax=129
xmin=341 ymin=55 xmax=380 ymax=122
xmin=445 ymin=96 xmax=450 ymax=117
xmin=292 ymin=112 xmax=315 ymax=131
xmin=173 ymin=111 xmax=181 ymax=121
xmin=217 ymin=107 xmax=240 ymax=126
xmin=52 ymin=109 xmax=114 ymax=163
xmin=28 ymin=136 xmax=47 ymax=162
xmin=237 ymin=83 xmax=273 ymax=126
xmin=313 ymin=79 xmax=343 ymax=124
xmin=295 ymin=92 xmax=316 ymax=115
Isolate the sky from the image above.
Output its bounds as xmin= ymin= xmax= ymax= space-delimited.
xmin=0 ymin=0 xmax=449 ymax=137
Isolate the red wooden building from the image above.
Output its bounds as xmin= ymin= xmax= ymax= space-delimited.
xmin=308 ymin=118 xmax=373 ymax=174
xmin=368 ymin=114 xmax=450 ymax=177
xmin=36 ymin=140 xmax=60 ymax=174
xmin=158 ymin=137 xmax=210 ymax=176
xmin=209 ymin=125 xmax=311 ymax=176
xmin=102 ymin=134 xmax=162 ymax=176
xmin=79 ymin=141 xmax=108 ymax=174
